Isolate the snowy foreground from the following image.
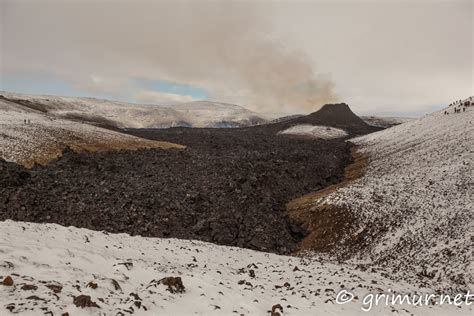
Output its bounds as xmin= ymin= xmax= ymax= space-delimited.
xmin=1 ymin=221 xmax=471 ymax=315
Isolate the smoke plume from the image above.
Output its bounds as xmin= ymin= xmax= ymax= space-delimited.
xmin=2 ymin=1 xmax=337 ymax=113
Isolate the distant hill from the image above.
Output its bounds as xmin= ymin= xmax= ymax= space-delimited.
xmin=0 ymin=95 xmax=183 ymax=167
xmin=0 ymin=92 xmax=268 ymax=129
xmin=268 ymin=103 xmax=381 ymax=136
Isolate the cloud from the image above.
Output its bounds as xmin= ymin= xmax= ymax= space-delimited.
xmin=1 ymin=0 xmax=336 ymax=114
xmin=72 ymin=75 xmax=131 ymax=98
xmin=1 ymin=0 xmax=472 ymax=115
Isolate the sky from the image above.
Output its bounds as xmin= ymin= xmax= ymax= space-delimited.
xmin=1 ymin=0 xmax=472 ymax=117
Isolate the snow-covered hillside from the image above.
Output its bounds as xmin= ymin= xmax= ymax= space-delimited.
xmin=0 ymin=97 xmax=183 ymax=167
xmin=169 ymin=101 xmax=266 ymax=127
xmin=0 ymin=92 xmax=267 ymax=128
xmin=279 ymin=124 xmax=348 ymax=139
xmin=1 ymin=221 xmax=470 ymax=316
xmin=309 ymin=97 xmax=473 ymax=289
xmin=361 ymin=116 xmax=415 ymax=128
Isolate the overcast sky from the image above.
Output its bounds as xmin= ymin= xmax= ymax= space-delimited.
xmin=1 ymin=0 xmax=472 ymax=116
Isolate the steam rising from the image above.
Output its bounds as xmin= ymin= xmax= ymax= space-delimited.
xmin=2 ymin=1 xmax=336 ymax=113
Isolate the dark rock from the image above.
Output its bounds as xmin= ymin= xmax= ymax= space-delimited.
xmin=111 ymin=279 xmax=122 ymax=291
xmin=271 ymin=303 xmax=284 ymax=316
xmin=5 ymin=303 xmax=15 ymax=312
xmin=73 ymin=295 xmax=100 ymax=308
xmin=26 ymin=295 xmax=45 ymax=301
xmin=158 ymin=277 xmax=185 ymax=294
xmin=130 ymin=292 xmax=141 ymax=301
xmin=46 ymin=284 xmax=62 ymax=293
xmin=249 ymin=269 xmax=255 ymax=278
xmin=2 ymin=276 xmax=13 ymax=286
xmin=21 ymin=284 xmax=38 ymax=291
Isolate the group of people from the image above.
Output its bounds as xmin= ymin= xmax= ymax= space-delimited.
xmin=23 ymin=119 xmax=31 ymax=124
xmin=444 ymin=97 xmax=472 ymax=115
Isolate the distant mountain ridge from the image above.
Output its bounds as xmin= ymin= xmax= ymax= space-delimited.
xmin=0 ymin=92 xmax=383 ymax=135
xmin=0 ymin=92 xmax=267 ymax=129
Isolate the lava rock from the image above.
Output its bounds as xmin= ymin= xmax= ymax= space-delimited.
xmin=158 ymin=276 xmax=185 ymax=294
xmin=2 ymin=276 xmax=13 ymax=286
xmin=73 ymin=295 xmax=100 ymax=308
xmin=0 ymin=123 xmax=363 ymax=254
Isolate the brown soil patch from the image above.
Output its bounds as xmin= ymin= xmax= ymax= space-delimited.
xmin=19 ymin=138 xmax=184 ymax=168
xmin=287 ymin=145 xmax=368 ymax=254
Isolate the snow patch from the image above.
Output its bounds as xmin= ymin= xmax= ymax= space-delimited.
xmin=279 ymin=124 xmax=348 ymax=139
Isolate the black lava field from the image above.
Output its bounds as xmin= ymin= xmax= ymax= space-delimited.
xmin=0 ymin=104 xmax=379 ymax=253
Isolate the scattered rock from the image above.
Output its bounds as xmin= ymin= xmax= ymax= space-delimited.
xmin=26 ymin=295 xmax=45 ymax=301
xmin=271 ymin=303 xmax=284 ymax=316
xmin=5 ymin=303 xmax=15 ymax=312
xmin=158 ymin=277 xmax=185 ymax=294
xmin=248 ymin=269 xmax=255 ymax=278
xmin=114 ymin=261 xmax=133 ymax=270
xmin=46 ymin=284 xmax=62 ymax=293
xmin=20 ymin=284 xmax=38 ymax=291
xmin=2 ymin=276 xmax=13 ymax=286
xmin=0 ymin=261 xmax=14 ymax=269
xmin=130 ymin=292 xmax=142 ymax=301
xmin=73 ymin=295 xmax=100 ymax=308
xmin=111 ymin=279 xmax=122 ymax=291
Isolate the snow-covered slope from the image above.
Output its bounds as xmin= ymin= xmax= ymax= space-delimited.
xmin=0 ymin=97 xmax=183 ymax=167
xmin=0 ymin=92 xmax=267 ymax=128
xmin=170 ymin=100 xmax=267 ymax=127
xmin=310 ymin=97 xmax=473 ymax=289
xmin=1 ymin=220 xmax=470 ymax=316
xmin=361 ymin=116 xmax=415 ymax=128
xmin=279 ymin=124 xmax=348 ymax=139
